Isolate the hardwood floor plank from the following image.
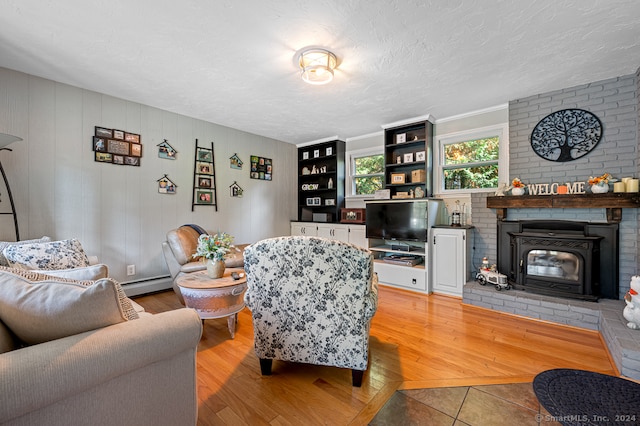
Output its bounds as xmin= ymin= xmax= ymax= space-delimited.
xmin=132 ymin=285 xmax=617 ymax=425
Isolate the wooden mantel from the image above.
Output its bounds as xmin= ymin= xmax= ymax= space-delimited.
xmin=486 ymin=192 xmax=640 ymax=223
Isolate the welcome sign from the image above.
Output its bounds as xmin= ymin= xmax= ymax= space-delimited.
xmin=526 ymin=182 xmax=587 ymax=195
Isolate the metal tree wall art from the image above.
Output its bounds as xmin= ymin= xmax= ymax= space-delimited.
xmin=530 ymin=109 xmax=603 ymax=162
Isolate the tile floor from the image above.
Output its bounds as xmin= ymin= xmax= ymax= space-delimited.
xmin=370 ymin=382 xmax=562 ymax=425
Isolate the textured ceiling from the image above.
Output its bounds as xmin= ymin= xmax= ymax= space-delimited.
xmin=0 ymin=0 xmax=639 ymax=144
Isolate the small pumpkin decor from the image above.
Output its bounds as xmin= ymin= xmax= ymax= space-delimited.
xmin=588 ymin=173 xmax=611 ymax=194
xmin=511 ymin=178 xmax=526 ymax=196
xmin=193 ymin=232 xmax=234 ymax=278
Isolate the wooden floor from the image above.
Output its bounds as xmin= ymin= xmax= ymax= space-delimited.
xmin=133 ymin=285 xmax=617 ymax=425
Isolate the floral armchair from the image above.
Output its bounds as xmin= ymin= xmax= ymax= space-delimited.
xmin=243 ymin=236 xmax=378 ymax=387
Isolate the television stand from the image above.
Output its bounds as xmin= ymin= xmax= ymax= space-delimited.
xmin=368 ymin=238 xmax=428 ymax=293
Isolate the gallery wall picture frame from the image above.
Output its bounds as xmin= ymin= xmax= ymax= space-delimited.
xmin=157 ymin=139 xmax=177 ymax=160
xmin=93 ymin=126 xmax=143 ymax=167
xmin=196 ymin=190 xmax=213 ymax=204
xmin=416 ymin=151 xmax=426 ymax=162
xmin=157 ymin=175 xmax=177 ymax=194
xmin=95 ymin=126 xmax=113 ymax=138
xmin=302 ymin=151 xmax=309 ymax=160
xmin=130 ymin=143 xmax=142 ymax=157
xmin=124 ymin=132 xmax=140 ymax=143
xmin=326 ymin=147 xmax=333 ymax=156
xmin=229 ymin=181 xmax=243 ymax=197
xmin=403 ymin=152 xmax=414 ymax=163
xmin=197 ymin=147 xmax=213 ymax=162
xmin=229 ymin=153 xmax=243 ymax=169
xmin=197 ymin=161 xmax=213 ymax=175
xmin=107 ymin=139 xmax=130 ymax=156
xmin=125 ymin=156 xmax=140 ymax=166
xmin=93 ymin=137 xmax=107 ymax=152
xmin=250 ymin=155 xmax=272 ymax=181
xmin=95 ymin=152 xmax=113 ymax=163
xmin=198 ymin=177 xmax=212 ymax=188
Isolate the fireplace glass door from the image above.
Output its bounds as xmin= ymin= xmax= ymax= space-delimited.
xmin=526 ymin=250 xmax=580 ymax=282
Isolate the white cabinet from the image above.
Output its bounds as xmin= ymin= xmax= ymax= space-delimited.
xmin=291 ymin=222 xmax=317 ymax=236
xmin=317 ymin=224 xmax=350 ymax=242
xmin=431 ymin=227 xmax=472 ymax=297
xmin=291 ymin=222 xmax=367 ymax=248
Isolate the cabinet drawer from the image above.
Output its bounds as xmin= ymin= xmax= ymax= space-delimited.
xmin=374 ymin=262 xmax=427 ymax=291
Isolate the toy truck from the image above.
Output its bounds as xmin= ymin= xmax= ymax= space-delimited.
xmin=476 ymin=268 xmax=511 ymax=291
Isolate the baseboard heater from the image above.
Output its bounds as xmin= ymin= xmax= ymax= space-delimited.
xmin=121 ymin=275 xmax=172 ymax=297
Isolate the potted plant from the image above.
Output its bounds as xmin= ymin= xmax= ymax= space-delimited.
xmin=588 ymin=173 xmax=611 ymax=194
xmin=193 ymin=232 xmax=234 ymax=278
xmin=511 ymin=178 xmax=526 ymax=196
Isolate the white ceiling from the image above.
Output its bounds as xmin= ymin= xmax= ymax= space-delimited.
xmin=1 ymin=0 xmax=639 ymax=144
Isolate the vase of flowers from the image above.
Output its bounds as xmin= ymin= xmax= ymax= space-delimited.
xmin=588 ymin=173 xmax=611 ymax=194
xmin=193 ymin=232 xmax=234 ymax=278
xmin=511 ymin=178 xmax=526 ymax=196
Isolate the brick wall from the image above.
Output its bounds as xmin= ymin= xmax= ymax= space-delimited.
xmin=470 ymin=74 xmax=638 ymax=297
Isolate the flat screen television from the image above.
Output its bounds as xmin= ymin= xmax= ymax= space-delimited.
xmin=365 ymin=200 xmax=428 ymax=242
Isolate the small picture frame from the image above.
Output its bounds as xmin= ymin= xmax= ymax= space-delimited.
xmin=113 ymin=155 xmax=125 ymax=165
xmin=197 ymin=162 xmax=213 ymax=175
xmin=404 ymin=153 xmax=414 ymax=163
xmin=93 ymin=137 xmax=106 ymax=152
xmin=198 ymin=177 xmax=212 ymax=188
xmin=130 ymin=143 xmax=142 ymax=157
xmin=325 ymin=199 xmax=335 ymax=206
xmin=396 ymin=133 xmax=406 ymax=143
xmin=113 ymin=130 xmax=125 ymax=140
xmin=95 ymin=152 xmax=113 ymax=163
xmin=124 ymin=156 xmax=140 ymax=166
xmin=313 ymin=149 xmax=320 ymax=158
xmin=95 ymin=126 xmax=113 ymax=138
xmin=302 ymin=151 xmax=309 ymax=160
xmin=416 ymin=151 xmax=426 ymax=162
xmin=326 ymin=147 xmax=333 ymax=156
xmin=196 ymin=190 xmax=213 ymax=204
xmin=124 ymin=132 xmax=140 ymax=143
xmin=391 ymin=173 xmax=405 ymax=184
xmin=197 ymin=148 xmax=213 ymax=162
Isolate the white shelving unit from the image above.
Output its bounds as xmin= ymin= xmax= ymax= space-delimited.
xmin=367 ymin=240 xmax=429 ymax=292
xmin=290 ymin=222 xmax=367 ymax=248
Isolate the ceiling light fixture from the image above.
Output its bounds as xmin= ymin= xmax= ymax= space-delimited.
xmin=298 ymin=48 xmax=337 ymax=85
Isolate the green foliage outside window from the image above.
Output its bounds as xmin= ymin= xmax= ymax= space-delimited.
xmin=443 ymin=137 xmax=500 ymax=190
xmin=353 ymin=154 xmax=384 ymax=195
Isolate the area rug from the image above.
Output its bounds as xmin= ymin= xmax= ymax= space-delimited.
xmin=533 ymin=369 xmax=640 ymax=426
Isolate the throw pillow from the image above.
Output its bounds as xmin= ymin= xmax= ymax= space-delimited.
xmin=34 ymin=263 xmax=109 ymax=281
xmin=2 ymin=238 xmax=89 ymax=270
xmin=0 ymin=267 xmax=139 ymax=345
xmin=0 ymin=236 xmax=51 ymax=267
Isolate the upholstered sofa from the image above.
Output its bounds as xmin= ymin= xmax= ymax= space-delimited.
xmin=243 ymin=236 xmax=378 ymax=386
xmin=162 ymin=225 xmax=248 ymax=304
xmin=0 ymin=242 xmax=203 ymax=425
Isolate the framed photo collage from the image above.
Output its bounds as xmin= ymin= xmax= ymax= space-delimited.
xmin=93 ymin=126 xmax=142 ymax=166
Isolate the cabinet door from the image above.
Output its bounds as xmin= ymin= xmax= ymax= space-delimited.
xmin=317 ymin=224 xmax=349 ymax=243
xmin=347 ymin=225 xmax=367 ymax=248
xmin=432 ymin=229 xmax=466 ymax=296
xmin=291 ymin=223 xmax=317 ymax=236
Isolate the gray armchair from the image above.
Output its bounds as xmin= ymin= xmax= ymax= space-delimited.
xmin=243 ymin=236 xmax=378 ymax=387
xmin=161 ymin=225 xmax=247 ymax=304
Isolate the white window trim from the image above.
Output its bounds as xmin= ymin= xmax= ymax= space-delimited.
xmin=434 ymin=123 xmax=509 ymax=195
xmin=345 ymin=147 xmax=384 ymax=198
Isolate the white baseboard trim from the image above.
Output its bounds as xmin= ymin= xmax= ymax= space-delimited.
xmin=122 ymin=276 xmax=173 ymax=297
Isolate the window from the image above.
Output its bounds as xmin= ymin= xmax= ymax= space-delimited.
xmin=436 ymin=125 xmax=508 ymax=193
xmin=347 ymin=149 xmax=384 ymax=196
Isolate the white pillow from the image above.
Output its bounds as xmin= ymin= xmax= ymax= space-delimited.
xmin=35 ymin=264 xmax=109 ymax=281
xmin=3 ymin=238 xmax=89 ymax=270
xmin=0 ymin=236 xmax=51 ymax=267
xmin=0 ymin=267 xmax=138 ymax=345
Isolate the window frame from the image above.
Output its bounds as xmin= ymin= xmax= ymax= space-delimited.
xmin=345 ymin=147 xmax=384 ymax=198
xmin=434 ymin=123 xmax=509 ymax=194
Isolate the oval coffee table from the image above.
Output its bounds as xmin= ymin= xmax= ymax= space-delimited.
xmin=176 ymin=267 xmax=247 ymax=339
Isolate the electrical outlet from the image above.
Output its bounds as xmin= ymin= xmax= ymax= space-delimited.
xmin=127 ymin=264 xmax=136 ymax=276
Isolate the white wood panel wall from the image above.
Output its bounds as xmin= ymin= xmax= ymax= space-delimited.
xmin=0 ymin=67 xmax=297 ymax=283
